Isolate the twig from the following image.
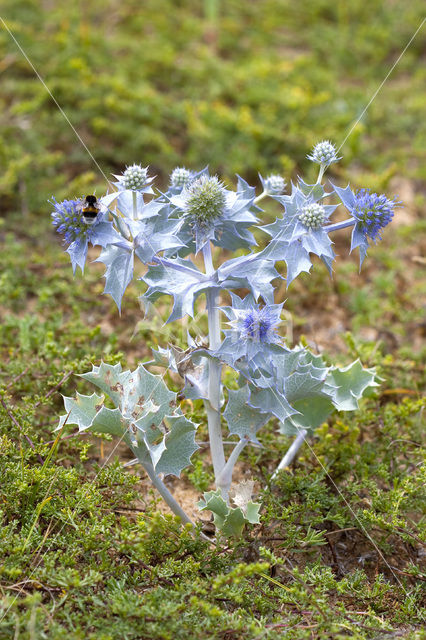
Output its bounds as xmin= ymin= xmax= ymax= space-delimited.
xmin=6 ymin=366 xmax=30 ymax=389
xmin=34 ymin=370 xmax=74 ymax=408
xmin=325 ymin=527 xmax=357 ymax=536
xmin=0 ymin=395 xmax=44 ymax=463
xmin=43 ymin=431 xmax=84 ymax=446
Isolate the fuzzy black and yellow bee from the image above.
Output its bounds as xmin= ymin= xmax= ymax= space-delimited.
xmin=81 ymin=195 xmax=100 ymax=225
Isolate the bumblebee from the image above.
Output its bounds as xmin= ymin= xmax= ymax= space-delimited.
xmin=81 ymin=195 xmax=100 ymax=225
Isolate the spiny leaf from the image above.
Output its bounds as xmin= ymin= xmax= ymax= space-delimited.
xmin=327 ymin=360 xmax=378 ymax=411
xmin=224 ymin=386 xmax=270 ymax=444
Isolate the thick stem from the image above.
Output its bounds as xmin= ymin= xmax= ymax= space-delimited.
xmin=271 ymin=429 xmax=308 ymax=481
xmin=202 ymin=243 xmax=226 ymax=483
xmin=254 ymin=191 xmax=267 ymax=205
xmin=143 ymin=462 xmax=194 ymax=526
xmin=316 ymin=164 xmax=326 ymax=184
xmin=216 ymin=438 xmax=248 ymax=501
xmin=323 ymin=218 xmax=356 ymax=233
xmin=132 ymin=191 xmax=138 ymax=220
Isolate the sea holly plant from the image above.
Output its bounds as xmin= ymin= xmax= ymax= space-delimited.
xmin=52 ymin=141 xmax=399 ymax=538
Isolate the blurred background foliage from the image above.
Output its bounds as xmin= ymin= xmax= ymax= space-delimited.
xmin=0 ymin=0 xmax=425 ymax=213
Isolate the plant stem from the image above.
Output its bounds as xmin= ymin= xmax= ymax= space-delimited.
xmin=132 ymin=191 xmax=137 ymax=220
xmin=143 ymin=462 xmax=194 ymax=526
xmin=254 ymin=191 xmax=267 ymax=205
xmin=271 ymin=429 xmax=308 ymax=480
xmin=216 ymin=438 xmax=248 ymax=500
xmin=202 ymin=243 xmax=226 ymax=483
xmin=316 ymin=165 xmax=325 ymax=184
xmin=323 ymin=218 xmax=356 ymax=233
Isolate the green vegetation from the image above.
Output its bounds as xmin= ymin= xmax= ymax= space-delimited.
xmin=0 ymin=0 xmax=425 ymax=638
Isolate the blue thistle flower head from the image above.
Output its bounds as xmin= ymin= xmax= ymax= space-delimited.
xmin=264 ymin=174 xmax=286 ymax=195
xmin=51 ymin=197 xmax=122 ymax=274
xmin=169 ymin=171 xmax=258 ymax=253
xmin=351 ymin=189 xmax=398 ymax=242
xmin=184 ymin=175 xmax=227 ymax=224
xmin=332 ymin=183 xmax=401 ymax=267
xmin=237 ymin=307 xmax=281 ymax=343
xmin=112 ymin=164 xmax=155 ymax=194
xmin=298 ymin=202 xmax=327 ymax=230
xmin=307 ymin=140 xmax=341 ymax=167
xmin=51 ymin=198 xmax=97 ymax=244
xmin=170 ymin=167 xmax=193 ymax=188
xmin=213 ymin=293 xmax=285 ymax=369
xmin=223 ymin=294 xmax=283 ymax=346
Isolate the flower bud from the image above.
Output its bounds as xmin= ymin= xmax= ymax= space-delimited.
xmin=298 ymin=203 xmax=326 ymax=230
xmin=170 ymin=167 xmax=192 ymax=188
xmin=307 ymin=140 xmax=340 ymax=167
xmin=122 ymin=164 xmax=149 ymax=190
xmin=264 ymin=174 xmax=286 ymax=195
xmin=185 ymin=176 xmax=226 ymax=223
xmin=233 ymin=307 xmax=280 ymax=344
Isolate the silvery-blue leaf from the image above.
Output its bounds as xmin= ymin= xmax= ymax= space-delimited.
xmin=198 ymin=489 xmax=260 ymax=537
xmin=297 ymin=178 xmax=328 ymax=200
xmin=350 ymin=224 xmax=369 ymax=267
xmin=326 ymin=360 xmax=378 ymax=411
xmin=154 ymin=415 xmax=199 ymax=477
xmin=332 ymin=183 xmax=356 ymax=210
xmin=100 ymin=192 xmax=120 ymax=208
xmin=90 ymin=406 xmax=126 ymax=436
xmin=183 ymin=358 xmax=210 ymax=402
xmin=141 ymin=258 xmax=213 ymax=322
xmin=67 ymin=237 xmax=88 ymax=275
xmin=131 ymin=216 xmax=183 ymax=264
xmin=57 ymin=392 xmax=104 ymax=431
xmin=96 ymin=244 xmax=134 ymax=312
xmin=284 ymin=368 xmax=327 ymax=402
xmin=80 ymin=362 xmax=131 ymax=407
xmin=120 ymin=363 xmax=176 ymax=421
xmin=224 ymin=385 xmax=270 ymax=444
xmin=218 ymin=253 xmax=280 ymax=303
xmin=280 ymin=395 xmax=335 ymax=436
xmin=248 ymin=385 xmax=297 ymax=423
xmin=62 ymin=362 xmax=198 ymax=477
xmin=116 ymin=190 xmax=144 ymax=218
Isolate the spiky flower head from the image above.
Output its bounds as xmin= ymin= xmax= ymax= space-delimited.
xmin=264 ymin=174 xmax=286 ymax=195
xmin=298 ymin=202 xmax=327 ymax=230
xmin=184 ymin=175 xmax=226 ymax=224
xmin=230 ymin=305 xmax=282 ymax=345
xmin=307 ymin=140 xmax=341 ymax=167
xmin=351 ymin=189 xmax=398 ymax=242
xmin=120 ymin=164 xmax=149 ymax=190
xmin=170 ymin=167 xmax=192 ymax=188
xmin=51 ymin=198 xmax=96 ymax=244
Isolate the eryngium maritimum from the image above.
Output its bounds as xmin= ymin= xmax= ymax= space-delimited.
xmin=352 ymin=189 xmax=398 ymax=242
xmin=51 ymin=198 xmax=95 ymax=244
xmin=230 ymin=305 xmax=282 ymax=344
xmin=307 ymin=140 xmax=341 ymax=167
xmin=298 ymin=203 xmax=327 ymax=230
xmin=121 ymin=164 xmax=149 ymax=190
xmin=185 ymin=176 xmax=227 ymax=224
xmin=264 ymin=174 xmax=286 ymax=195
xmin=171 ymin=167 xmax=192 ymax=188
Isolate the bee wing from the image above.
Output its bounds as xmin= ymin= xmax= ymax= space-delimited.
xmin=76 ymin=198 xmax=85 ymax=213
